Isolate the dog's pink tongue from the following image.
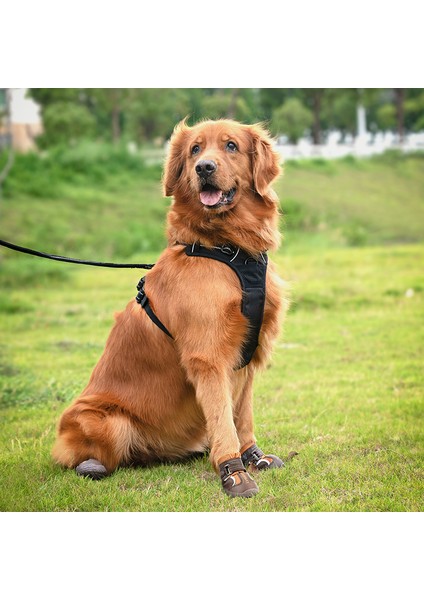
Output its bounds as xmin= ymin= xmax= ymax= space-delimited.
xmin=200 ymin=189 xmax=222 ymax=206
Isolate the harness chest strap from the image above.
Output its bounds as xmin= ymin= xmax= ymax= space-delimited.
xmin=135 ymin=243 xmax=268 ymax=369
xmin=135 ymin=278 xmax=173 ymax=339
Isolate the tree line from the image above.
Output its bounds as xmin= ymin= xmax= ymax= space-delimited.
xmin=28 ymin=88 xmax=424 ymax=148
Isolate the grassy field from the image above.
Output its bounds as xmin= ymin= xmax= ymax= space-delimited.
xmin=0 ymin=148 xmax=423 ymax=511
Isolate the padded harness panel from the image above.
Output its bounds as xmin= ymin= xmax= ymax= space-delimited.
xmin=136 ymin=243 xmax=268 ymax=369
xmin=184 ymin=243 xmax=267 ymax=368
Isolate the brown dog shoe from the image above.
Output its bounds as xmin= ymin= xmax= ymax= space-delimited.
xmin=75 ymin=458 xmax=108 ymax=480
xmin=241 ymin=444 xmax=285 ymax=471
xmin=218 ymin=457 xmax=259 ymax=498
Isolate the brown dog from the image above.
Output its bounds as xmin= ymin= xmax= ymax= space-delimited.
xmin=52 ymin=119 xmax=287 ymax=497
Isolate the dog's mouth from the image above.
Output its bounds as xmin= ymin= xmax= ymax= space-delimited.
xmin=199 ymin=184 xmax=236 ymax=209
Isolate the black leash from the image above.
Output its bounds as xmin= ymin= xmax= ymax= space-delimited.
xmin=0 ymin=239 xmax=155 ymax=270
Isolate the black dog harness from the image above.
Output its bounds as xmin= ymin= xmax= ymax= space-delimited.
xmin=136 ymin=243 xmax=268 ymax=369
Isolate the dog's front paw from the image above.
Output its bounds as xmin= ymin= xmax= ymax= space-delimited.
xmin=241 ymin=444 xmax=285 ymax=471
xmin=218 ymin=457 xmax=259 ymax=498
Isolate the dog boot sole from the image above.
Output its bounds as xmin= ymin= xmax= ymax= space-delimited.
xmin=75 ymin=459 xmax=108 ymax=480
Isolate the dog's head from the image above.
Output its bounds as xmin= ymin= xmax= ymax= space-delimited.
xmin=163 ymin=119 xmax=281 ymax=212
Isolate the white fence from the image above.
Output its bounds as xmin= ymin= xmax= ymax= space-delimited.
xmin=275 ymin=131 xmax=424 ymax=161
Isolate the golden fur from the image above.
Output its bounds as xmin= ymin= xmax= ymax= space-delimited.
xmin=52 ymin=119 xmax=287 ymax=476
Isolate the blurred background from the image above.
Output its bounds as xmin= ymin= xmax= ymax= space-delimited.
xmin=2 ymin=88 xmax=424 ymax=155
xmin=1 ymin=87 xmax=423 ymax=257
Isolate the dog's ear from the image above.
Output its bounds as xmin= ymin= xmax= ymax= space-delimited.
xmin=249 ymin=124 xmax=281 ymax=199
xmin=163 ymin=119 xmax=190 ymax=197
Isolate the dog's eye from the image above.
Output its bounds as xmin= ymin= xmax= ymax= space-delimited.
xmin=226 ymin=141 xmax=238 ymax=152
xmin=191 ymin=145 xmax=201 ymax=155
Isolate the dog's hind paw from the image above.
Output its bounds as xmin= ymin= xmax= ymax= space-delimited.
xmin=75 ymin=458 xmax=108 ymax=480
xmin=241 ymin=444 xmax=285 ymax=471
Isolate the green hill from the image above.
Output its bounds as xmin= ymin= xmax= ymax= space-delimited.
xmin=1 ymin=147 xmax=423 ymax=266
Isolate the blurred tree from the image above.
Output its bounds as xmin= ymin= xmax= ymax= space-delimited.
xmin=376 ymin=103 xmax=396 ymax=130
xmin=0 ymin=88 xmax=8 ymax=124
xmin=374 ymin=89 xmax=424 ymax=136
xmin=394 ymin=88 xmax=406 ymax=142
xmin=405 ymin=90 xmax=424 ymax=131
xmin=322 ymin=89 xmax=381 ymax=138
xmin=28 ymin=88 xmax=83 ymax=106
xmin=0 ymin=89 xmax=14 ymax=194
xmin=238 ymin=88 xmax=263 ymax=122
xmin=200 ymin=90 xmax=251 ymax=122
xmin=25 ymin=88 xmax=424 ymax=149
xmin=271 ymin=97 xmax=313 ymax=143
xmin=298 ymin=89 xmax=362 ymax=144
xmin=183 ymin=88 xmax=206 ymax=123
xmin=86 ymin=89 xmax=131 ymax=143
xmin=360 ymin=89 xmax=391 ymax=134
xmin=28 ymin=88 xmax=101 ymax=144
xmin=227 ymin=89 xmax=240 ymax=119
xmin=258 ymin=89 xmax=292 ymax=120
xmin=124 ymin=89 xmax=190 ymax=142
xmin=37 ymin=101 xmax=96 ymax=147
xmin=322 ymin=89 xmax=357 ymax=138
xmin=298 ymin=89 xmax=326 ymax=144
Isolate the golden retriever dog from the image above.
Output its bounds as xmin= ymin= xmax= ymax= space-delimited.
xmin=52 ymin=118 xmax=287 ymax=498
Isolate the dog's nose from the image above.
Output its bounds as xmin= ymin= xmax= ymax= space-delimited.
xmin=195 ymin=160 xmax=217 ymax=178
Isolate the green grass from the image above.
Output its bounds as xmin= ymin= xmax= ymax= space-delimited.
xmin=1 ymin=143 xmax=166 ymax=257
xmin=280 ymin=152 xmax=424 ymax=249
xmin=0 ymin=149 xmax=423 ymax=511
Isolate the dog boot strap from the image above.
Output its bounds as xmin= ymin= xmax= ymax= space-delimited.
xmin=241 ymin=443 xmax=285 ymax=470
xmin=218 ymin=457 xmax=258 ymax=498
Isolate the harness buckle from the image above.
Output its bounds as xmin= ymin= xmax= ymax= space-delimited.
xmin=135 ymin=277 xmax=148 ymax=307
xmin=219 ymin=244 xmax=236 ymax=256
